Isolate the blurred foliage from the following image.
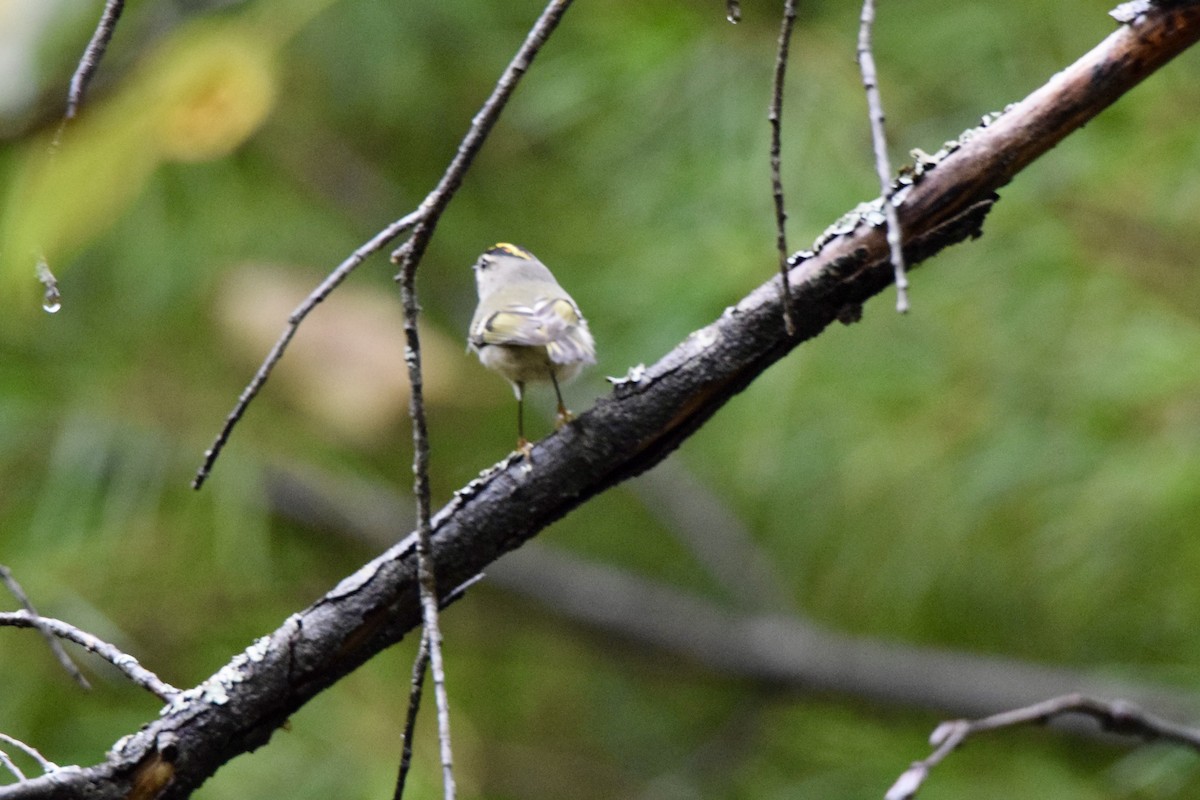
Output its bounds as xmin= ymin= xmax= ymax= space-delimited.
xmin=1 ymin=0 xmax=1200 ymax=798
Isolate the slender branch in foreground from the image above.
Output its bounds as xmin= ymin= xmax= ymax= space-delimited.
xmin=386 ymin=3 xmax=576 ymax=795
xmin=0 ymin=612 xmax=178 ymax=702
xmin=886 ymin=694 xmax=1200 ymax=800
xmin=768 ymin=0 xmax=800 ymax=336
xmin=857 ymin=0 xmax=909 ymax=312
xmin=393 ymin=630 xmax=431 ymax=800
xmin=0 ymin=566 xmax=88 ymax=690
xmin=392 ymin=1 xmax=579 ymax=792
xmin=191 ymin=210 xmax=422 ymax=489
xmin=6 ymin=6 xmax=1200 ymax=798
xmin=398 ymin=251 xmax=456 ymax=799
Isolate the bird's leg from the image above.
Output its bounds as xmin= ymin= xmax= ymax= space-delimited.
xmin=550 ymin=372 xmax=572 ymax=429
xmin=515 ymin=381 xmax=533 ymax=459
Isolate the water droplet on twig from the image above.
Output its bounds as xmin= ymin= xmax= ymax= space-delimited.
xmin=36 ymin=256 xmax=62 ymax=314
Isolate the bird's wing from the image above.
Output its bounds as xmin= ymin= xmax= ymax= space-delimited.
xmin=472 ymin=298 xmax=588 ymax=361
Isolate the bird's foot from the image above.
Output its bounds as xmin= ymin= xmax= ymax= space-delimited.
xmin=554 ymin=406 xmax=574 ymax=429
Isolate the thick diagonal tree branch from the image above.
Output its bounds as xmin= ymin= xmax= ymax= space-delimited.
xmin=3 ymin=4 xmax=1199 ymax=798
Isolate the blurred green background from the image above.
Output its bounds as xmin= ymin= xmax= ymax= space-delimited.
xmin=2 ymin=0 xmax=1200 ymax=797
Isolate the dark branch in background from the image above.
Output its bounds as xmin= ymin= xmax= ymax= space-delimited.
xmin=0 ymin=612 xmax=178 ymax=701
xmin=857 ymin=0 xmax=909 ymax=312
xmin=768 ymin=0 xmax=799 ymax=336
xmin=6 ymin=4 xmax=1200 ymax=798
xmin=489 ymin=547 xmax=1200 ymax=731
xmin=264 ymin=467 xmax=1200 ymax=732
xmin=191 ymin=211 xmax=422 ymax=489
xmin=886 ymin=694 xmax=1200 ymax=800
xmin=630 ymin=461 xmax=794 ymax=613
xmin=0 ymin=566 xmax=88 ymax=690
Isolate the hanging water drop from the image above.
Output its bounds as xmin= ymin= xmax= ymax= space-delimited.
xmin=36 ymin=256 xmax=61 ymax=314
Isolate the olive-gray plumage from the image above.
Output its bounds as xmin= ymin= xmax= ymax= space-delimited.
xmin=468 ymin=243 xmax=595 ymax=451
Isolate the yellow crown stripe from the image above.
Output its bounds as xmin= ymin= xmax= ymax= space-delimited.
xmin=488 ymin=242 xmax=534 ymax=259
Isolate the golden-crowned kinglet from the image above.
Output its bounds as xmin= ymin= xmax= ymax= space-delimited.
xmin=468 ymin=243 xmax=595 ymax=454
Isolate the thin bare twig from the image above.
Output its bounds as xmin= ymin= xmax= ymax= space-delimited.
xmin=857 ymin=0 xmax=909 ymax=313
xmin=0 ymin=611 xmax=179 ymax=701
xmin=396 ymin=259 xmax=457 ymax=799
xmin=387 ymin=3 xmax=576 ymax=797
xmin=393 ymin=630 xmax=431 ymax=800
xmin=768 ymin=0 xmax=799 ymax=337
xmin=67 ymin=0 xmax=125 ymax=120
xmin=389 ymin=0 xmax=575 ymax=266
xmin=191 ymin=210 xmax=422 ymax=489
xmin=886 ymin=693 xmax=1200 ymax=800
xmin=0 ymin=750 xmax=23 ymax=783
xmin=0 ymin=565 xmax=89 ymax=690
xmin=0 ymin=733 xmax=58 ymax=777
xmin=41 ymin=0 xmax=126 ymax=305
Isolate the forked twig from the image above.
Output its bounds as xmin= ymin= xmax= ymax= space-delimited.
xmin=0 ymin=565 xmax=88 ymax=689
xmin=886 ymin=693 xmax=1200 ymax=800
xmin=0 ymin=732 xmax=58 ymax=779
xmin=0 ymin=611 xmax=179 ymax=702
xmin=195 ymin=0 xmax=577 ymax=490
xmin=191 ymin=210 xmax=422 ymax=489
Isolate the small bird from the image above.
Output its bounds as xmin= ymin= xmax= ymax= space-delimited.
xmin=468 ymin=243 xmax=595 ymax=455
